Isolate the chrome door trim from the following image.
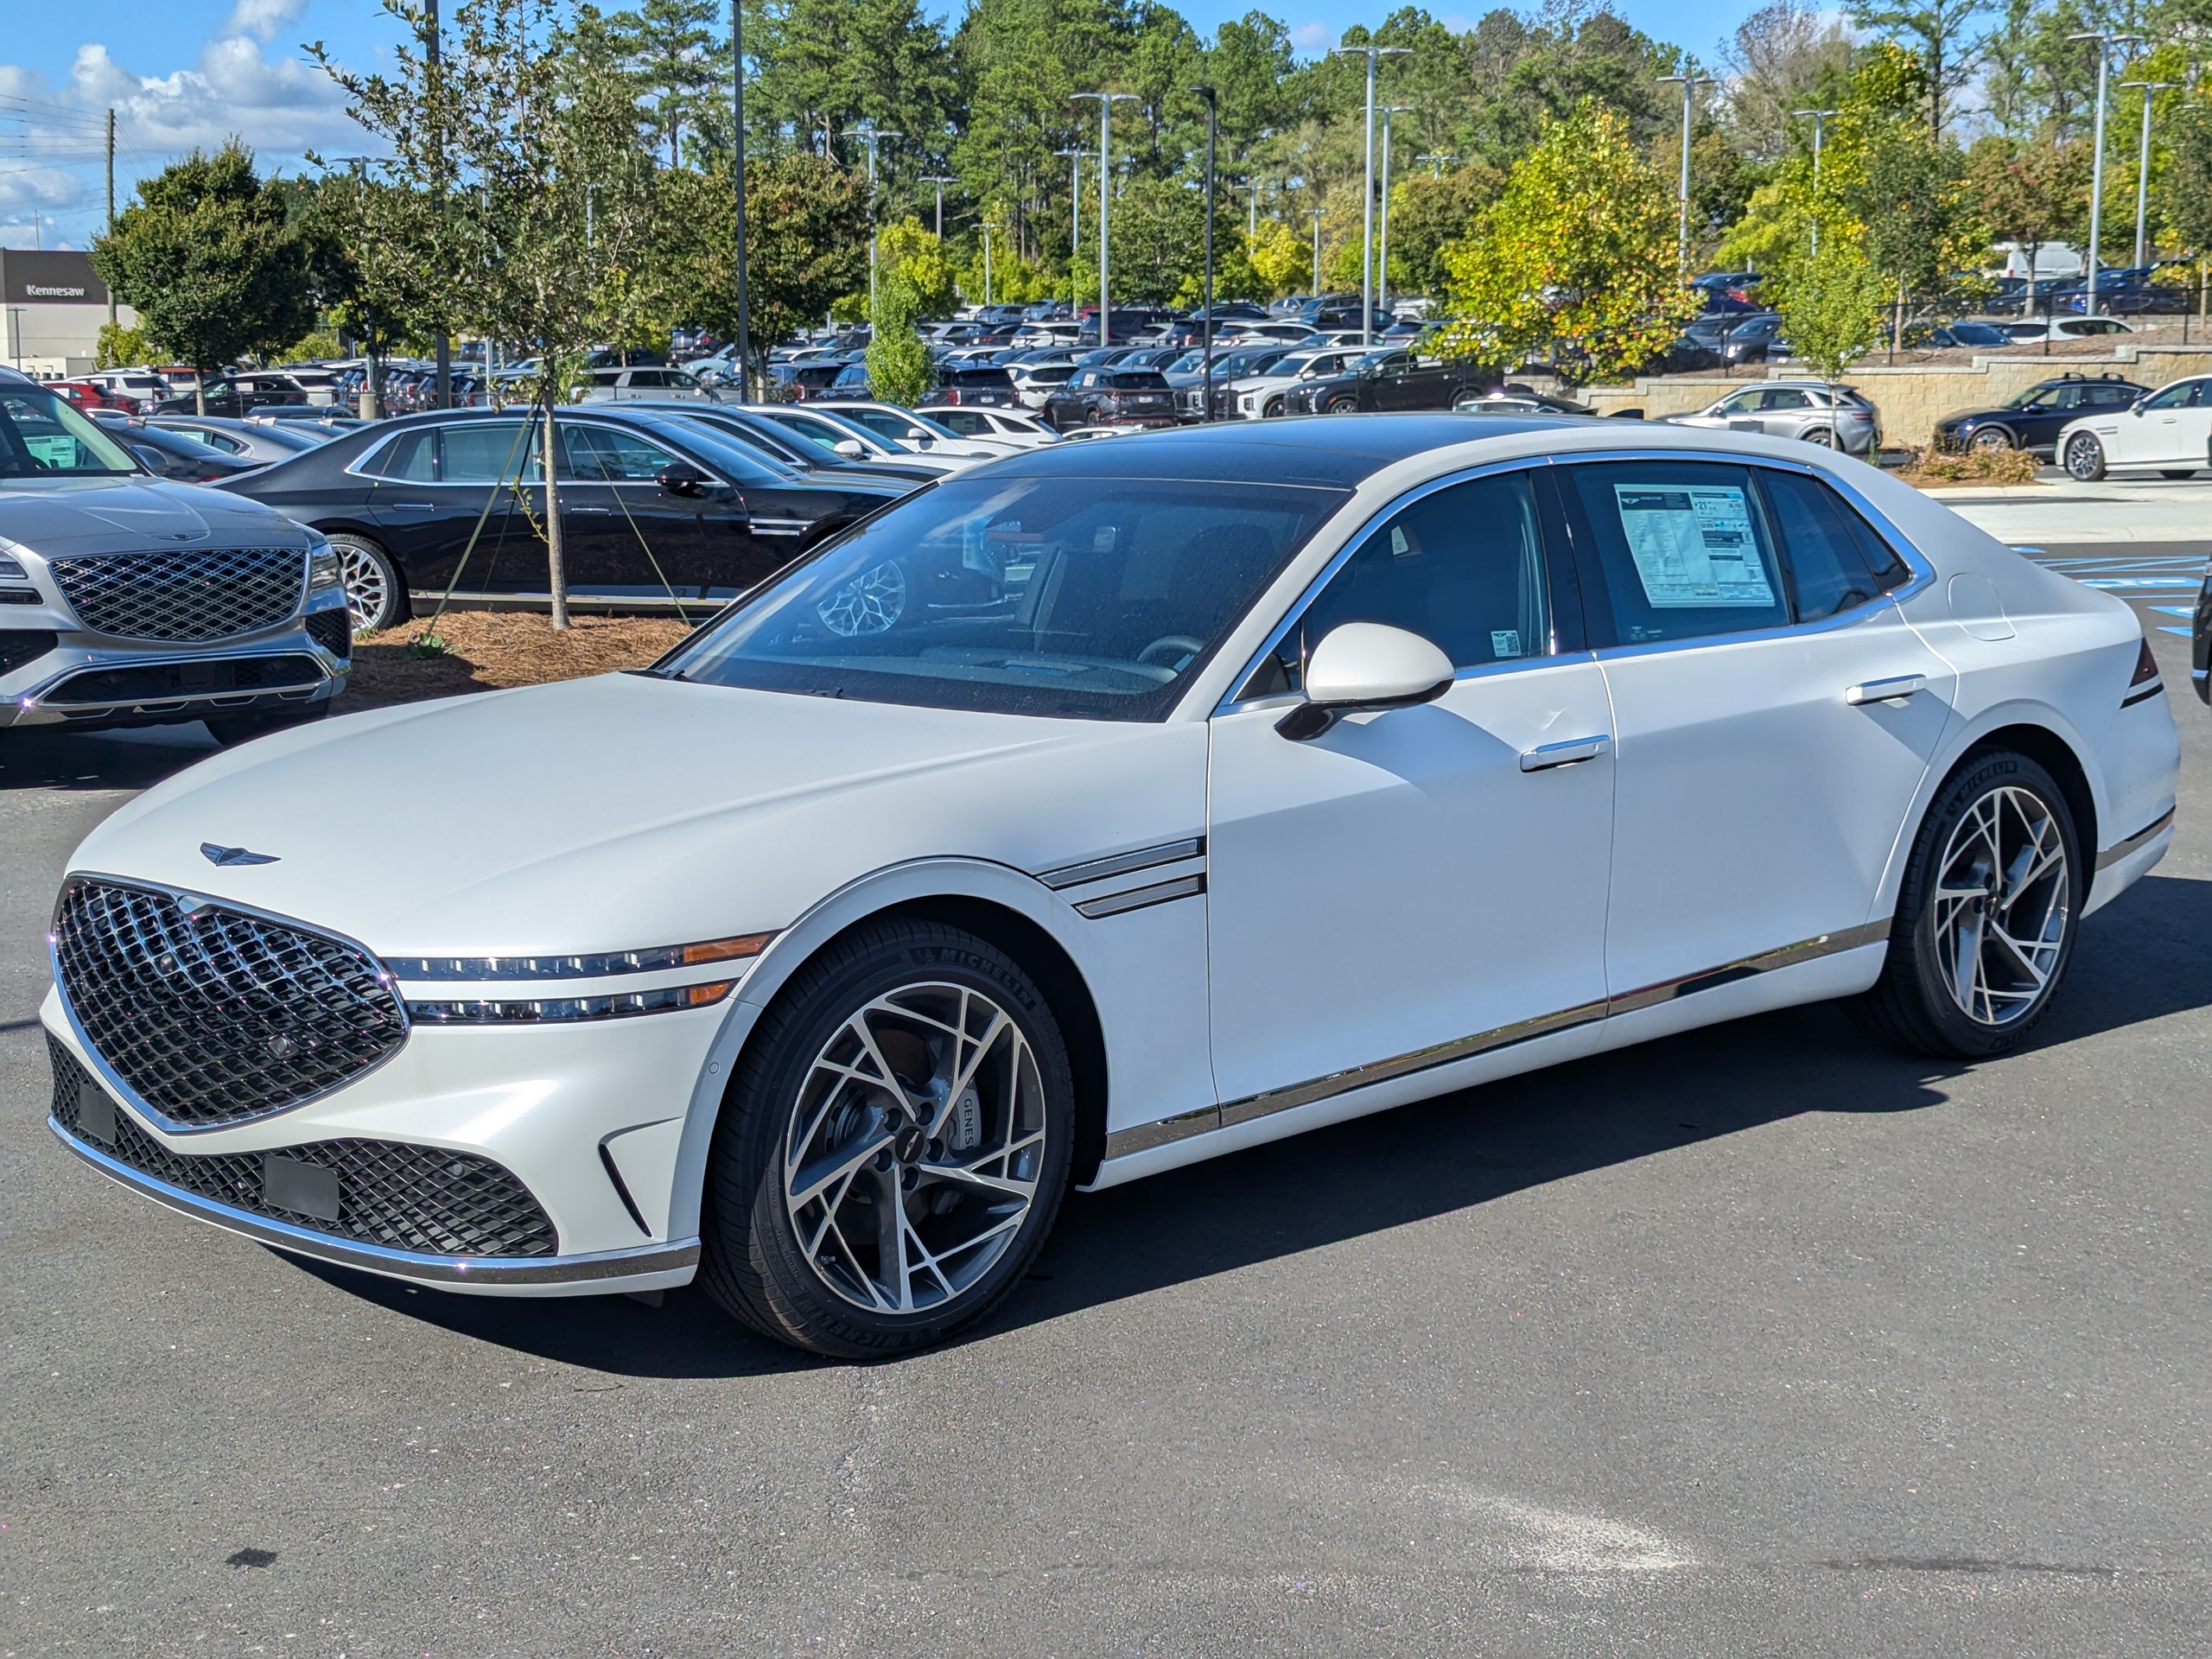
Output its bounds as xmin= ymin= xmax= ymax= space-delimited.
xmin=2094 ymin=807 xmax=2176 ymax=870
xmin=1099 ymin=917 xmax=1894 ymax=1162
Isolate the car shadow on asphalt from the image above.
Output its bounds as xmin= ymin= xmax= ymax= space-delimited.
xmin=0 ymin=725 xmax=217 ymax=791
xmin=288 ymin=873 xmax=2211 ymax=1377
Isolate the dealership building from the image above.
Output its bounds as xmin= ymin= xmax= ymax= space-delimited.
xmin=1 ymin=250 xmax=139 ymax=378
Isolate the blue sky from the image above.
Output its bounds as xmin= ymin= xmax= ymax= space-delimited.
xmin=2 ymin=0 xmax=1764 ymax=249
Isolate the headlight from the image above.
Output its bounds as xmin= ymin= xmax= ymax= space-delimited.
xmin=0 ymin=555 xmax=24 ymax=579
xmin=308 ymin=545 xmax=341 ymax=592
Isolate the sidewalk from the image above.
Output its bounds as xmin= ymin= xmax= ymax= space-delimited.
xmin=1927 ymin=474 xmax=2212 ymax=543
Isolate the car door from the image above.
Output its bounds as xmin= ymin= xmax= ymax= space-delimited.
xmin=2127 ymin=378 xmax=2209 ymax=464
xmin=1681 ymin=388 xmax=1764 ymax=434
xmin=362 ymin=419 xmax=538 ymax=595
xmin=554 ymin=419 xmax=714 ymax=601
xmin=1554 ymin=458 xmax=1957 ymax=1002
xmin=1206 ymin=466 xmax=1616 ymax=1107
xmin=1753 ymin=385 xmax=1815 ymax=435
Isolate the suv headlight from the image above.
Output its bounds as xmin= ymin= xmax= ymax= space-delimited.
xmin=308 ymin=543 xmax=342 ymax=593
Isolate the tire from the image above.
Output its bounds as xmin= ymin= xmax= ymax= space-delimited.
xmin=2158 ymin=468 xmax=2196 ymax=480
xmin=205 ymin=702 xmax=331 ymax=747
xmin=1857 ymin=749 xmax=2082 ymax=1059
xmin=699 ymin=918 xmax=1077 ymax=1358
xmin=328 ymin=533 xmax=407 ymax=633
xmin=1798 ymin=425 xmax=1837 ymax=447
xmin=1967 ymin=426 xmax=2013 ymax=452
xmin=1324 ymin=395 xmax=1358 ymax=413
xmin=2063 ymin=431 xmax=2107 ymax=481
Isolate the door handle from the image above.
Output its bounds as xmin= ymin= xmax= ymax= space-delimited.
xmin=1520 ymin=734 xmax=1611 ymax=772
xmin=1846 ymin=674 xmax=1926 ymax=705
xmin=387 ymin=501 xmax=435 ymax=512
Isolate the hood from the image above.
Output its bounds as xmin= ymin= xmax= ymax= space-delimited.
xmin=0 ymin=475 xmax=306 ymax=557
xmin=68 ymin=672 xmax=1201 ymax=960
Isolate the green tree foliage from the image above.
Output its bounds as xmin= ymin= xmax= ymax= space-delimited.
xmin=866 ymin=270 xmax=932 ymax=404
xmin=1842 ymin=0 xmax=1986 ymax=134
xmin=609 ymin=0 xmax=725 ymax=166
xmin=1773 ymin=238 xmax=1885 ymax=388
xmin=1383 ymin=162 xmax=1503 ymax=300
xmin=876 ymin=217 xmax=958 ymax=315
xmin=1963 ymin=133 xmax=2089 ymax=300
xmin=88 ymin=141 xmax=315 ymax=410
xmin=94 ymin=322 xmax=151 ymax=371
xmin=1439 ymin=100 xmax=1694 ymax=385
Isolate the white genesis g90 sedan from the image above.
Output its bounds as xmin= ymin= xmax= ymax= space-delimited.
xmin=43 ymin=417 xmax=2180 ymax=1357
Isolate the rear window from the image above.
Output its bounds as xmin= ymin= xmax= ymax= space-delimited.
xmin=1105 ymin=372 xmax=1169 ymax=390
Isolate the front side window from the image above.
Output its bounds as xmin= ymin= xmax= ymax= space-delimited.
xmin=1564 ymin=461 xmax=1790 ymax=645
xmin=1250 ymin=471 xmax=1554 ymax=695
xmin=559 ymin=423 xmax=680 ymax=482
xmin=659 ymin=476 xmax=1346 ymax=721
xmin=2140 ymin=379 xmax=2200 ymax=410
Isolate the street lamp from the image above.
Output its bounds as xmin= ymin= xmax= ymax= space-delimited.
xmin=920 ymin=175 xmax=957 ymax=238
xmin=853 ymin=124 xmax=903 ymax=313
xmin=2071 ymin=33 xmax=2145 ymax=316
xmin=1656 ymin=73 xmax=1718 ymax=275
xmin=1307 ymin=207 xmax=1325 ymax=302
xmin=1071 ymin=92 xmax=1139 ymax=346
xmin=1194 ymin=84 xmax=1218 ymax=423
xmin=1414 ymin=152 xmax=1454 ymax=178
xmin=2118 ymin=80 xmax=2178 ymax=270
xmin=729 ymin=0 xmax=753 ymax=401
xmin=1242 ymin=179 xmax=1264 ymax=239
xmin=1791 ymin=108 xmax=1840 ymax=256
xmin=1332 ymin=43 xmax=1410 ymax=344
xmin=1377 ymin=105 xmax=1411 ymax=324
xmin=1054 ymin=149 xmax=1085 ymax=252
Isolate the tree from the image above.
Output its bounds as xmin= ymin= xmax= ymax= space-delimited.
xmin=1439 ymin=100 xmax=1694 ymax=385
xmin=1847 ymin=118 xmax=1974 ymax=354
xmin=1964 ymin=133 xmax=2090 ymax=307
xmin=88 ymin=142 xmax=315 ymax=413
xmin=1843 ymin=0 xmax=1987 ymax=135
xmin=1383 ymin=162 xmax=1503 ymax=299
xmin=1715 ymin=0 xmax=1853 ymax=161
xmin=866 ymin=270 xmax=932 ymax=404
xmin=1245 ymin=216 xmax=1307 ymax=296
xmin=876 ymin=217 xmax=958 ymax=315
xmin=1772 ymin=238 xmax=1885 ymax=439
xmin=610 ymin=0 xmax=725 ymax=166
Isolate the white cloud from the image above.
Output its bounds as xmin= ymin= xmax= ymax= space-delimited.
xmin=1290 ymin=20 xmax=1335 ymax=52
xmin=224 ymin=0 xmax=311 ymax=45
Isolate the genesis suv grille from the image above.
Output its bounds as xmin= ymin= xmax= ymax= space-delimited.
xmin=50 ymin=1041 xmax=556 ymax=1257
xmin=48 ymin=547 xmax=306 ymax=640
xmin=53 ymin=877 xmax=407 ymax=1130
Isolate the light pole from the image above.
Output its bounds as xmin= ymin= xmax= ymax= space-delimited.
xmin=1656 ymin=73 xmax=1717 ymax=275
xmin=1414 ymin=151 xmax=1454 ymax=178
xmin=1377 ymin=105 xmax=1411 ymax=324
xmin=854 ymin=124 xmax=902 ymax=313
xmin=1791 ymin=108 xmax=1840 ymax=257
xmin=1194 ymin=84 xmax=1218 ymax=423
xmin=980 ymin=220 xmax=995 ymax=304
xmin=1332 ymin=42 xmax=1410 ymax=344
xmin=1307 ymin=207 xmax=1325 ymax=302
xmin=1054 ymin=149 xmax=1085 ymax=252
xmin=1071 ymin=92 xmax=1138 ymax=346
xmin=730 ymin=0 xmax=753 ymax=401
xmin=1242 ymin=180 xmax=1263 ymax=239
xmin=2072 ymin=33 xmax=2145 ymax=317
xmin=2119 ymin=80 xmax=2177 ymax=269
xmin=920 ymin=175 xmax=957 ymax=238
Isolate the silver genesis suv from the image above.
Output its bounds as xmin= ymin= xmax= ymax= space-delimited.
xmin=0 ymin=370 xmax=352 ymax=743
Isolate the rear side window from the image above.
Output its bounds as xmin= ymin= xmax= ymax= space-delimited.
xmin=1758 ymin=471 xmax=1902 ymax=622
xmin=1563 ymin=461 xmax=1789 ymax=645
xmin=441 ymin=422 xmax=541 ymax=483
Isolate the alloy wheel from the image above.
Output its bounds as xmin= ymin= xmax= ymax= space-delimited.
xmin=2064 ymin=432 xmax=2106 ymax=481
xmin=1968 ymin=427 xmax=2012 ymax=451
xmin=782 ymin=982 xmax=1049 ymax=1314
xmin=340 ymin=543 xmax=391 ymax=632
xmin=1930 ymin=785 xmax=2070 ymax=1027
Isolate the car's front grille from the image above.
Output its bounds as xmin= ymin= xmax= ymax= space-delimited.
xmin=50 ymin=1040 xmax=557 ymax=1257
xmin=40 ymin=654 xmax=323 ymax=708
xmin=53 ymin=877 xmax=407 ymax=1129
xmin=305 ymin=609 xmax=353 ymax=658
xmin=48 ymin=548 xmax=306 ymax=640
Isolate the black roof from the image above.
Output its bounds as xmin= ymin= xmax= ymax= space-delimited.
xmin=981 ymin=413 xmax=1577 ymax=489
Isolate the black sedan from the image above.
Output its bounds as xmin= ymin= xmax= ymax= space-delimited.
xmin=149 ymin=371 xmax=312 ymax=417
xmin=1041 ymin=368 xmax=1179 ymax=431
xmin=1929 ymin=372 xmax=2147 ymax=455
xmin=88 ymin=414 xmax=259 ymax=483
xmin=1281 ymin=349 xmax=1488 ymax=415
xmin=217 ymin=406 xmax=906 ymax=632
xmin=632 ymin=403 xmax=940 ymax=486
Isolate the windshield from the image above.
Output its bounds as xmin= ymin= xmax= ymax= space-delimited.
xmin=2003 ymin=385 xmax=2054 ymax=409
xmin=658 ymin=475 xmax=1347 ymax=720
xmin=0 ymin=385 xmax=143 ymax=478
xmin=628 ymin=413 xmax=801 ymax=484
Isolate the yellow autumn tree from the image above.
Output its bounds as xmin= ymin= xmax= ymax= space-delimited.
xmin=1438 ymin=100 xmax=1694 ymax=385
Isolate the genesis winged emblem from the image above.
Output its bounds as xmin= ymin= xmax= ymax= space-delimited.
xmin=200 ymin=842 xmax=279 ymax=868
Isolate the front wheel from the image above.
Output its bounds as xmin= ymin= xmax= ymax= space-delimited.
xmin=700 ymin=919 xmax=1076 ymax=1357
xmin=1968 ymin=426 xmax=2013 ymax=452
xmin=2063 ymin=431 xmax=2107 ymax=481
xmin=1857 ymin=749 xmax=2081 ymax=1058
xmin=328 ymin=534 xmax=407 ymax=633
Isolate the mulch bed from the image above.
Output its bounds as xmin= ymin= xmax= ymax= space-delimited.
xmin=344 ymin=612 xmax=696 ymax=709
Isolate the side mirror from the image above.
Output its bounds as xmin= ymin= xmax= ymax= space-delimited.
xmin=2130 ymin=404 xmax=2145 ymax=416
xmin=657 ymin=461 xmax=708 ymax=497
xmin=832 ymin=438 xmax=867 ymax=459
xmin=130 ymin=445 xmax=168 ymax=474
xmin=1276 ymin=623 xmax=1455 ymax=741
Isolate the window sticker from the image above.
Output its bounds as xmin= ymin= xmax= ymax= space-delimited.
xmin=1611 ymin=485 xmax=1774 ymax=608
xmin=1491 ymin=629 xmax=1522 ymax=658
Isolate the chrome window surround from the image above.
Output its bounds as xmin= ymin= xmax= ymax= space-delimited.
xmin=343 ymin=418 xmax=734 ymax=491
xmin=48 ymin=873 xmax=410 ymax=1138
xmin=1209 ymin=448 xmax=1936 ymax=717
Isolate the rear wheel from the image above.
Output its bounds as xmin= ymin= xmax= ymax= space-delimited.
xmin=1799 ymin=425 xmax=1837 ymax=447
xmin=700 ymin=919 xmax=1076 ymax=1357
xmin=2063 ymin=431 xmax=2107 ymax=481
xmin=1858 ymin=749 xmax=2081 ymax=1058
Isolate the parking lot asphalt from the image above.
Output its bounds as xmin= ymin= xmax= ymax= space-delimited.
xmin=3 ymin=550 xmax=2207 ymax=1657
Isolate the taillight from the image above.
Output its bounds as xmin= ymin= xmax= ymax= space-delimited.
xmin=2130 ymin=638 xmax=2159 ymax=687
